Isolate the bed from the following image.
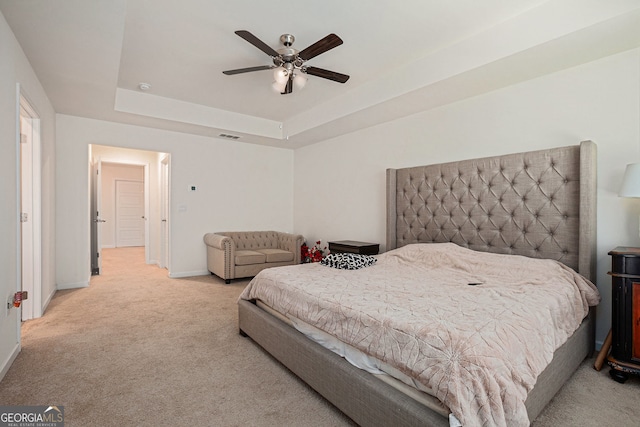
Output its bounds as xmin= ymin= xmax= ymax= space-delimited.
xmin=238 ymin=140 xmax=599 ymax=426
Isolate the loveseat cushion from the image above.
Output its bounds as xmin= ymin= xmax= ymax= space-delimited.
xmin=235 ymin=250 xmax=266 ymax=266
xmin=256 ymin=248 xmax=294 ymax=263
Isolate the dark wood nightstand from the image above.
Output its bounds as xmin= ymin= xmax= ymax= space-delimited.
xmin=328 ymin=240 xmax=379 ymax=255
xmin=607 ymin=246 xmax=640 ymax=383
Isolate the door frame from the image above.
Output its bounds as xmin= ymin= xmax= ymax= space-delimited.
xmin=160 ymin=155 xmax=171 ymax=270
xmin=89 ymin=155 xmax=151 ymax=270
xmin=17 ymin=87 xmax=42 ymax=321
xmin=90 ymin=156 xmax=103 ymax=275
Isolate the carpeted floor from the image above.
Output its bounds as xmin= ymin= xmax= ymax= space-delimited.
xmin=0 ymin=247 xmax=638 ymax=426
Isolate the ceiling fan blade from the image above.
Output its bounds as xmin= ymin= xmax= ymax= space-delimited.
xmin=298 ymin=33 xmax=343 ymax=61
xmin=305 ymin=66 xmax=350 ymax=83
xmin=223 ymin=65 xmax=274 ymax=75
xmin=235 ymin=30 xmax=279 ymax=57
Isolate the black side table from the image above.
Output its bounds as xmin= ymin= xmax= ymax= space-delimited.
xmin=328 ymin=240 xmax=379 ymax=255
xmin=607 ymin=246 xmax=640 ymax=383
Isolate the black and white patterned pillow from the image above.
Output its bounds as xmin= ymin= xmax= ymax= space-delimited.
xmin=321 ymin=253 xmax=377 ymax=270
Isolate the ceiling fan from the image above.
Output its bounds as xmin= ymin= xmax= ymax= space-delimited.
xmin=222 ymin=30 xmax=349 ymax=95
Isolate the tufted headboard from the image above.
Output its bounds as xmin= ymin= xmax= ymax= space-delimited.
xmin=386 ymin=141 xmax=597 ymax=281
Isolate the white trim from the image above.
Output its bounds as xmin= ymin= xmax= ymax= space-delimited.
xmin=160 ymin=154 xmax=171 ymax=271
xmin=19 ymin=93 xmax=43 ymax=320
xmin=57 ymin=281 xmax=90 ymax=290
xmin=168 ymin=270 xmax=210 ymax=279
xmin=0 ymin=344 xmax=21 ymax=383
xmin=14 ymin=84 xmax=21 ymax=343
xmin=144 ymin=164 xmax=150 ymax=264
xmin=41 ymin=287 xmax=56 ymax=314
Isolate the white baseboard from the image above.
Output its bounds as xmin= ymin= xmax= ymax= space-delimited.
xmin=57 ymin=281 xmax=89 ymax=290
xmin=168 ymin=270 xmax=210 ymax=279
xmin=0 ymin=343 xmax=20 ymax=382
xmin=42 ymin=288 xmax=56 ymax=314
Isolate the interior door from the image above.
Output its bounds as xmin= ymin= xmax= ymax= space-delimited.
xmin=115 ymin=180 xmax=145 ymax=247
xmin=160 ymin=156 xmax=170 ymax=269
xmin=90 ymin=158 xmax=103 ymax=275
xmin=18 ymin=96 xmax=42 ymax=320
xmin=19 ymin=109 xmax=33 ymax=320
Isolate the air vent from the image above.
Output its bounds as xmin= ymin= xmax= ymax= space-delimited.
xmin=218 ymin=133 xmax=240 ymax=140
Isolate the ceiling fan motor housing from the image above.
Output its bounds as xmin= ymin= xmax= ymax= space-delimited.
xmin=280 ymin=34 xmax=295 ymax=47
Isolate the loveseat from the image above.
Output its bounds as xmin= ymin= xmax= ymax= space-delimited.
xmin=203 ymin=231 xmax=304 ymax=283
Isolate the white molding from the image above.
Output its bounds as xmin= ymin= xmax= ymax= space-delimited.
xmin=144 ymin=164 xmax=150 ymax=265
xmin=168 ymin=270 xmax=210 ymax=279
xmin=41 ymin=287 xmax=56 ymax=314
xmin=57 ymin=281 xmax=90 ymax=290
xmin=19 ymin=93 xmax=43 ymax=320
xmin=0 ymin=343 xmax=20 ymax=383
xmin=114 ymin=89 xmax=283 ymax=139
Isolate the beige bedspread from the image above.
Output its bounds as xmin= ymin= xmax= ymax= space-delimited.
xmin=239 ymin=243 xmax=600 ymax=426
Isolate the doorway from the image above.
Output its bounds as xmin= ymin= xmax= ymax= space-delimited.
xmin=159 ymin=155 xmax=170 ymax=269
xmin=89 ymin=145 xmax=170 ymax=275
xmin=19 ymin=94 xmax=42 ymax=321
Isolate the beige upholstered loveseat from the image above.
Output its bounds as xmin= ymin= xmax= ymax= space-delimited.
xmin=203 ymin=231 xmax=304 ymax=283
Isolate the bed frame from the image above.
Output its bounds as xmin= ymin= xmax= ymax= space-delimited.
xmin=239 ymin=140 xmax=597 ymax=426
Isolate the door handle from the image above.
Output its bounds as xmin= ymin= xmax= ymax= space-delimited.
xmin=93 ymin=219 xmax=106 ymax=223
xmin=161 ymin=219 xmax=167 ymax=222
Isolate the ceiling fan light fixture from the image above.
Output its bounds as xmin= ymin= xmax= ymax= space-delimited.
xmin=293 ymin=73 xmax=307 ymax=90
xmin=272 ymin=79 xmax=288 ymax=93
xmin=273 ymin=67 xmax=289 ymax=84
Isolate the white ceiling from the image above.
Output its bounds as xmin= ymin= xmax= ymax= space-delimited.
xmin=1 ymin=0 xmax=640 ymax=148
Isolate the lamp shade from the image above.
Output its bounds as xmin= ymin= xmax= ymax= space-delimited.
xmin=619 ymin=163 xmax=640 ymax=197
xmin=272 ymin=80 xmax=287 ymax=93
xmin=274 ymin=68 xmax=288 ymax=84
xmin=293 ymin=73 xmax=307 ymax=90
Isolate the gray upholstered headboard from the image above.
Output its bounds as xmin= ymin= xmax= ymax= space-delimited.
xmin=386 ymin=141 xmax=597 ymax=281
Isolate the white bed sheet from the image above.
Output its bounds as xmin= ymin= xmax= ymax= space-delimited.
xmin=256 ymin=300 xmax=452 ymax=419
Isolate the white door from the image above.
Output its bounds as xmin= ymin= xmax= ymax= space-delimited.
xmin=90 ymin=158 xmax=104 ymax=275
xmin=19 ymin=97 xmax=42 ymax=320
xmin=116 ymin=180 xmax=145 ymax=247
xmin=160 ymin=156 xmax=170 ymax=269
xmin=20 ymin=110 xmax=33 ymax=320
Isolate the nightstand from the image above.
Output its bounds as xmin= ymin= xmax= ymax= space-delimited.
xmin=328 ymin=240 xmax=379 ymax=255
xmin=607 ymin=246 xmax=640 ymax=383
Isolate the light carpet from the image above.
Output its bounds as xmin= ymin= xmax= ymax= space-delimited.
xmin=0 ymin=247 xmax=638 ymax=426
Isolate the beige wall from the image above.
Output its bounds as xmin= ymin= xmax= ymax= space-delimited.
xmin=293 ymin=48 xmax=640 ymax=348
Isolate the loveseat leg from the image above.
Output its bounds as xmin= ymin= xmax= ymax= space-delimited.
xmin=225 ymin=279 xmax=231 ymax=284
